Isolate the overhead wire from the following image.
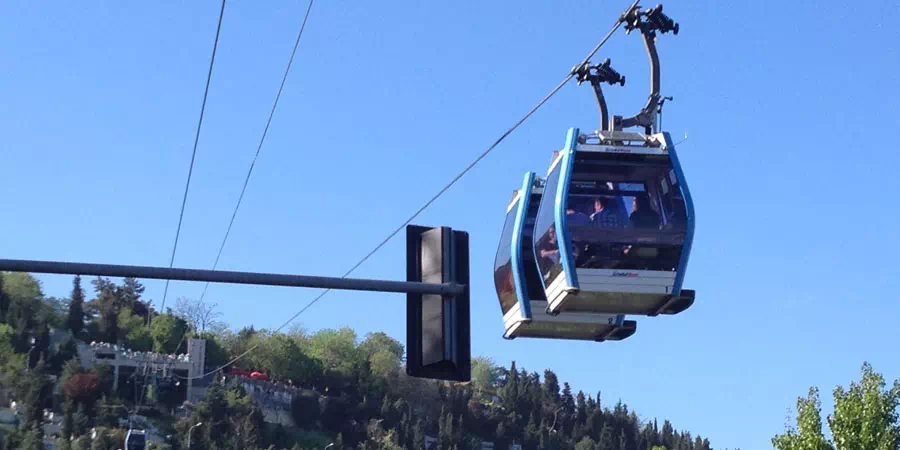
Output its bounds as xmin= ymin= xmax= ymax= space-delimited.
xmin=178 ymin=0 xmax=639 ymax=381
xmin=197 ymin=0 xmax=316 ymax=306
xmin=137 ymin=0 xmax=227 ymax=417
xmin=157 ymin=0 xmax=227 ymax=316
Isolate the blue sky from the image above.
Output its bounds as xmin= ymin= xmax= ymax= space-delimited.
xmin=2 ymin=1 xmax=898 ymax=448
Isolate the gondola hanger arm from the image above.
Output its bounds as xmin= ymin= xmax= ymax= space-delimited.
xmin=612 ymin=3 xmax=679 ymax=135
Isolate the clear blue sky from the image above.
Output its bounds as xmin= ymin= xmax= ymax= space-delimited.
xmin=2 ymin=1 xmax=898 ymax=448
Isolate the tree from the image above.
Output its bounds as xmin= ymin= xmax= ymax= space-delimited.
xmin=773 ymin=362 xmax=900 ymax=450
xmin=73 ymin=402 xmax=90 ymax=437
xmin=118 ymin=277 xmax=147 ymax=317
xmin=62 ymin=398 xmax=75 ymax=440
xmin=198 ymin=331 xmax=229 ymax=370
xmin=0 ymin=324 xmax=25 ymax=389
xmin=543 ymin=369 xmax=561 ymax=407
xmin=576 ymin=436 xmax=598 ymax=450
xmin=0 ymin=272 xmax=9 ymax=321
xmin=174 ymin=296 xmax=225 ymax=334
xmin=19 ymin=425 xmax=44 ymax=450
xmin=304 ymin=327 xmax=362 ymax=378
xmin=358 ymin=331 xmax=404 ymax=360
xmin=50 ymin=336 xmax=79 ymax=375
xmin=828 ymin=362 xmax=900 ymax=450
xmin=17 ymin=358 xmax=50 ymax=431
xmin=2 ymin=272 xmax=44 ymax=299
xmin=63 ymin=371 xmax=103 ymax=407
xmin=92 ymin=280 xmax=120 ymax=343
xmin=67 ymin=275 xmax=86 ymax=335
xmin=471 ymin=357 xmax=502 ymax=393
xmin=118 ymin=307 xmax=153 ymax=351
xmin=771 ymin=387 xmax=834 ymax=450
xmin=150 ymin=313 xmax=188 ymax=354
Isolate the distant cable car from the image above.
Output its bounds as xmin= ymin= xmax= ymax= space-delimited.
xmin=125 ymin=429 xmax=147 ymax=450
xmin=532 ymin=3 xmax=695 ymax=317
xmin=494 ymin=171 xmax=637 ymax=341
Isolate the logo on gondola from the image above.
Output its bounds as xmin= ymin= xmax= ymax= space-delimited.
xmin=612 ymin=271 xmax=639 ymax=277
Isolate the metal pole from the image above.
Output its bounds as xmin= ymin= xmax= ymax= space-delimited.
xmin=0 ymin=258 xmax=465 ymax=296
xmin=188 ymin=422 xmax=202 ymax=448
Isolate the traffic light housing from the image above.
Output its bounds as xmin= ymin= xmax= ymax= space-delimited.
xmin=406 ymin=225 xmax=471 ymax=382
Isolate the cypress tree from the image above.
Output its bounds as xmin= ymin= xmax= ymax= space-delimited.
xmin=62 ymin=398 xmax=75 ymax=440
xmin=0 ymin=272 xmax=8 ymax=322
xmin=543 ymin=370 xmax=561 ymax=407
xmin=73 ymin=402 xmax=89 ymax=437
xmin=576 ymin=391 xmax=588 ymax=426
xmin=413 ymin=422 xmax=425 ymax=450
xmin=67 ymin=275 xmax=85 ymax=336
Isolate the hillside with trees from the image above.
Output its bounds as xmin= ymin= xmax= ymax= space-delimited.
xmin=1 ymin=272 xmax=897 ymax=450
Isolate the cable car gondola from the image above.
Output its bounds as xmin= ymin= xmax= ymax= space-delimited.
xmin=532 ymin=3 xmax=696 ymax=317
xmin=494 ymin=171 xmax=637 ymax=341
xmin=125 ymin=429 xmax=147 ymax=450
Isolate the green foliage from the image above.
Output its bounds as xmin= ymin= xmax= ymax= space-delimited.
xmin=178 ymin=382 xmax=269 ymax=450
xmin=67 ymin=275 xmax=86 ymax=337
xmin=1 ymin=272 xmax=44 ymax=299
xmin=256 ymin=333 xmax=321 ymax=382
xmin=0 ymin=324 xmax=24 ymax=389
xmin=291 ymin=390 xmax=322 ymax=428
xmin=575 ymin=435 xmax=597 ymax=450
xmin=73 ymin=402 xmax=90 ymax=437
xmin=0 ymin=273 xmax=9 ymax=321
xmin=773 ymin=362 xmax=900 ymax=450
xmin=828 ymin=362 xmax=900 ymax=450
xmin=305 ymin=327 xmax=361 ymax=378
xmin=62 ymin=398 xmax=75 ymax=439
xmin=470 ymin=357 xmax=502 ymax=393
xmin=772 ymin=387 xmax=833 ymax=450
xmin=119 ymin=307 xmax=153 ymax=351
xmin=90 ymin=427 xmax=114 ymax=450
xmin=50 ymin=336 xmax=79 ymax=375
xmin=16 ymin=358 xmax=50 ymax=432
xmin=19 ymin=425 xmax=43 ymax=450
xmin=199 ymin=331 xmax=229 ymax=370
xmin=150 ymin=313 xmax=187 ymax=354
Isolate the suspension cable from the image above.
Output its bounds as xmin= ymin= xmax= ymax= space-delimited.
xmin=197 ymin=0 xmax=316 ymax=305
xmin=157 ymin=0 xmax=227 ymax=316
xmin=176 ymin=0 xmax=639 ymax=381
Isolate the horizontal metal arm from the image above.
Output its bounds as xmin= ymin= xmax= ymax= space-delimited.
xmin=0 ymin=258 xmax=465 ymax=296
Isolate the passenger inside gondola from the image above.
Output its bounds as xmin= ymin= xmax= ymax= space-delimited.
xmin=537 ymin=225 xmax=560 ymax=265
xmin=566 ymin=206 xmax=591 ymax=226
xmin=590 ymin=196 xmax=624 ymax=228
xmin=629 ymin=194 xmax=661 ymax=229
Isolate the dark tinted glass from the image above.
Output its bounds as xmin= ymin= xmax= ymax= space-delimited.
xmin=568 ymin=164 xmax=686 ymax=271
xmin=521 ymin=194 xmax=547 ymax=301
xmin=494 ymin=206 xmax=518 ymax=315
xmin=534 ymin=163 xmax=563 ymax=285
xmin=127 ymin=435 xmax=146 ymax=450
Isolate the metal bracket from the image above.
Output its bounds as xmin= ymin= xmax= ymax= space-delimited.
xmin=612 ymin=3 xmax=679 ymax=134
xmin=574 ymin=59 xmax=625 ymax=132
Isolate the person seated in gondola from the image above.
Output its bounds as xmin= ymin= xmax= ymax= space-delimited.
xmin=629 ymin=194 xmax=661 ymax=230
xmin=665 ymin=193 xmax=687 ymax=230
xmin=566 ymin=206 xmax=591 ymax=227
xmin=590 ymin=196 xmax=623 ymax=228
xmin=537 ymin=225 xmax=560 ymax=265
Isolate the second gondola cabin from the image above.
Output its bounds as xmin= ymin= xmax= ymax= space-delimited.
xmin=494 ymin=170 xmax=637 ymax=341
xmin=532 ymin=128 xmax=695 ymax=317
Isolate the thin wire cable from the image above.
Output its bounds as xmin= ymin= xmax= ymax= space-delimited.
xmin=158 ymin=0 xmax=227 ymax=316
xmin=178 ymin=0 xmax=638 ymax=381
xmin=138 ymin=0 xmax=226 ymax=413
xmin=197 ymin=0 xmax=315 ymax=305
